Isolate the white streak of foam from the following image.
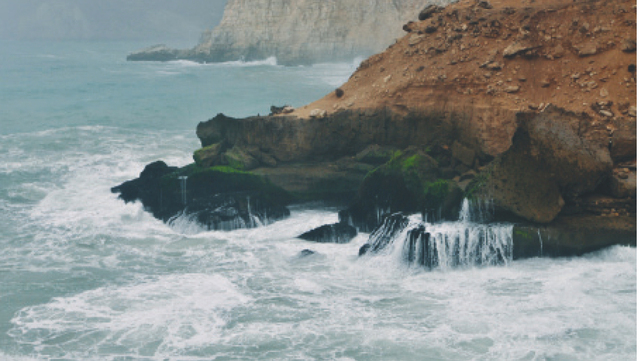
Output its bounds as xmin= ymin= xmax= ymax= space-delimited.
xmin=9 ymin=273 xmax=249 ymax=356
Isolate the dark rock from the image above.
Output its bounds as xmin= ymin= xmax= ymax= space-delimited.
xmin=126 ymin=44 xmax=182 ymax=61
xmin=112 ymin=162 xmax=291 ymax=231
xmin=358 ymin=244 xmax=371 ymax=256
xmin=341 ymin=149 xmax=462 ymax=231
xmin=112 ymin=161 xmax=178 ymax=205
xmin=440 ymin=167 xmax=456 ymax=179
xmin=454 ymin=163 xmax=470 ymax=175
xmin=358 ymin=213 xmax=409 ymax=256
xmin=513 ymin=215 xmax=636 ymax=259
xmin=335 ymin=88 xmax=345 ymax=98
xmin=477 ymin=1 xmax=493 ymax=10
xmin=270 ymin=105 xmax=294 ymax=115
xmin=298 ymin=223 xmax=358 ymax=244
xmin=419 ymin=5 xmax=443 ymax=21
xmin=424 ymin=25 xmax=439 ymax=34
xmin=298 ymin=249 xmax=317 ymax=257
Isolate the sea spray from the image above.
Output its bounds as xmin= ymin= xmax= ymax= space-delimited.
xmin=361 ymin=199 xmax=514 ymax=270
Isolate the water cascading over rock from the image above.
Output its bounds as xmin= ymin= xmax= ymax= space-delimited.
xmin=359 ymin=199 xmax=514 ymax=270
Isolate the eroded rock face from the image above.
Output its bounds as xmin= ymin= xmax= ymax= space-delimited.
xmin=480 ymin=106 xmax=613 ymax=223
xmin=129 ymin=0 xmax=453 ymax=65
xmin=195 ymin=108 xmax=487 ymax=164
xmin=513 ymin=215 xmax=636 ymax=258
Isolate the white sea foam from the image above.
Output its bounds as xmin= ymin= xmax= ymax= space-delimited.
xmin=9 ymin=274 xmax=249 ymax=358
xmin=166 ymin=56 xmax=280 ymax=68
xmin=0 ymin=41 xmax=636 ymax=361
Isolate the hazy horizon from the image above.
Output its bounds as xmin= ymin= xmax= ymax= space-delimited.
xmin=0 ymin=0 xmax=228 ymax=47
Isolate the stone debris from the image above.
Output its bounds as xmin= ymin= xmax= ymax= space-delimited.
xmin=622 ymin=38 xmax=636 ymax=52
xmin=408 ymin=34 xmax=424 ymax=46
xmin=505 ymin=85 xmax=520 ymax=93
xmin=418 ymin=4 xmax=443 ymax=21
xmin=503 ymin=42 xmax=535 ymax=58
xmin=578 ymin=44 xmax=598 ymax=57
xmin=309 ymin=109 xmax=328 ymax=118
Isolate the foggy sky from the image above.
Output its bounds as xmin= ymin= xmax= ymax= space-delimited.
xmin=0 ymin=0 xmax=228 ymax=46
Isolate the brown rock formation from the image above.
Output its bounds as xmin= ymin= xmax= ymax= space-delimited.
xmin=189 ymin=0 xmax=637 ymax=254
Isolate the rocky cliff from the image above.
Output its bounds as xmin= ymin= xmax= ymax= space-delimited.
xmin=116 ymin=0 xmax=636 ymax=258
xmin=191 ymin=0 xmax=636 ymax=243
xmin=128 ymin=0 xmax=452 ymax=65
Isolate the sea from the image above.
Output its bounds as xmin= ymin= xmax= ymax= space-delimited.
xmin=0 ymin=40 xmax=636 ymax=361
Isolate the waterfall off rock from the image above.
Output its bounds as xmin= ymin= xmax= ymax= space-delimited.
xmin=178 ymin=176 xmax=188 ymax=205
xmin=361 ymin=199 xmax=514 ymax=270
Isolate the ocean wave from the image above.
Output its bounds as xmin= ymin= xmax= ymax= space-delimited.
xmin=165 ymin=56 xmax=280 ymax=68
xmin=8 ymin=273 xmax=250 ymax=358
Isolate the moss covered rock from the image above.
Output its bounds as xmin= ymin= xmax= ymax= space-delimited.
xmin=340 ymin=148 xmax=463 ymax=231
xmin=112 ymin=162 xmax=291 ymax=231
xmin=193 ymin=143 xmax=224 ymax=168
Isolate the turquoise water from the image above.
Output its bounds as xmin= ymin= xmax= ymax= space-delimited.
xmin=0 ymin=40 xmax=636 ymax=360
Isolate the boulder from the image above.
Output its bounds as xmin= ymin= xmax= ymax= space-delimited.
xmin=309 ymin=109 xmax=328 ymax=118
xmin=622 ymin=38 xmax=636 ymax=52
xmin=503 ymin=42 xmax=535 ymax=58
xmin=298 ymin=223 xmax=358 ymax=243
xmin=298 ymin=249 xmax=317 ymax=257
xmin=418 ymin=5 xmax=443 ymax=21
xmin=578 ymin=43 xmax=598 ymax=57
xmin=358 ymin=213 xmax=409 ymax=256
xmin=270 ymin=105 xmax=294 ymax=115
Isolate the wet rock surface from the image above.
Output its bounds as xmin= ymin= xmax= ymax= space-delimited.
xmin=112 ymin=162 xmax=291 ymax=231
xmin=298 ymin=223 xmax=358 ymax=244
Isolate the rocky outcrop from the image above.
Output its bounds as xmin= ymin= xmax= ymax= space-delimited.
xmin=358 ymin=212 xmax=636 ymax=269
xmin=128 ymin=0 xmax=452 ymax=65
xmin=117 ymin=0 xmax=636 ymax=255
xmin=126 ymin=45 xmax=187 ymax=62
xmin=512 ymin=215 xmax=636 ymax=258
xmin=476 ymin=106 xmax=613 ymax=223
xmin=111 ymin=162 xmax=290 ymax=231
xmin=298 ymin=223 xmax=358 ymax=244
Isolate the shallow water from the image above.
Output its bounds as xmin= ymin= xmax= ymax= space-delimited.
xmin=0 ymin=40 xmax=636 ymax=361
